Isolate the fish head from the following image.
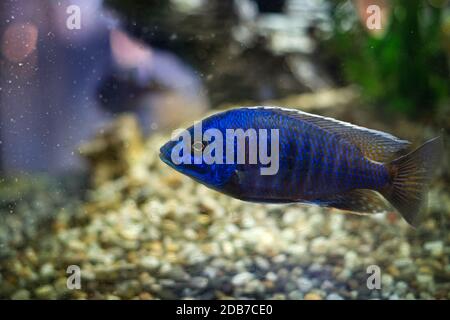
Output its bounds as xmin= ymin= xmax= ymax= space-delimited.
xmin=159 ymin=113 xmax=237 ymax=190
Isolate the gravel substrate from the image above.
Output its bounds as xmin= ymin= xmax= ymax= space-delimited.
xmin=0 ymin=115 xmax=449 ymax=300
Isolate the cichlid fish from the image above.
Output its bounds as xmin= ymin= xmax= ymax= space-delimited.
xmin=159 ymin=107 xmax=443 ymax=227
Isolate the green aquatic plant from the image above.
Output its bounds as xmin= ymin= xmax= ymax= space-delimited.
xmin=325 ymin=0 xmax=449 ymax=118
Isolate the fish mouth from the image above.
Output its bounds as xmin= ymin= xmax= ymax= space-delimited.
xmin=159 ymin=141 xmax=175 ymax=168
xmin=159 ymin=150 xmax=210 ymax=177
xmin=159 ymin=152 xmax=174 ymax=168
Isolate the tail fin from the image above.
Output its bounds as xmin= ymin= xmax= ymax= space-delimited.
xmin=380 ymin=136 xmax=443 ymax=227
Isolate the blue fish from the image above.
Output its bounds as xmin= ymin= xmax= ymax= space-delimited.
xmin=160 ymin=107 xmax=443 ymax=226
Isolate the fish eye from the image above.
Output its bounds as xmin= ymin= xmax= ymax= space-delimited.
xmin=192 ymin=141 xmax=205 ymax=153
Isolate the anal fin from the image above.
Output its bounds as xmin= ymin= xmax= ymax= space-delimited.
xmin=314 ymin=189 xmax=391 ymax=215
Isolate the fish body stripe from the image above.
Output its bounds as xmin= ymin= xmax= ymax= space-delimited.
xmin=223 ymin=109 xmax=390 ymax=201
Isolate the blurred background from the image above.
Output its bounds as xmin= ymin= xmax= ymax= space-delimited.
xmin=0 ymin=0 xmax=449 ymax=300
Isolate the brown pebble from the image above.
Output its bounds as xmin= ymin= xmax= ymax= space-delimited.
xmin=387 ymin=265 xmax=400 ymax=277
xmin=304 ymin=292 xmax=322 ymax=300
xmin=139 ymin=292 xmax=153 ymax=300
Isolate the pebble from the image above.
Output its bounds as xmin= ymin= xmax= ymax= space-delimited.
xmin=304 ymin=292 xmax=322 ymax=300
xmin=11 ymin=289 xmax=30 ymax=300
xmin=416 ymin=274 xmax=434 ymax=290
xmin=232 ymin=272 xmax=254 ymax=287
xmin=395 ymin=281 xmax=408 ymax=296
xmin=297 ymin=277 xmax=313 ymax=292
xmin=424 ymin=241 xmax=444 ymax=257
xmin=140 ymin=256 xmax=160 ymax=270
xmin=310 ymin=237 xmax=328 ymax=255
xmin=326 ymin=293 xmax=344 ymax=300
xmin=272 ymin=254 xmax=287 ymax=264
xmin=381 ymin=274 xmax=394 ymax=288
xmin=35 ymin=285 xmax=56 ymax=299
xmin=265 ymin=272 xmax=277 ymax=282
xmin=40 ymin=263 xmax=55 ymax=278
xmin=288 ymin=290 xmax=303 ymax=300
xmin=254 ymin=257 xmax=270 ymax=270
xmin=344 ymin=251 xmax=359 ymax=270
xmin=191 ymin=277 xmax=208 ymax=289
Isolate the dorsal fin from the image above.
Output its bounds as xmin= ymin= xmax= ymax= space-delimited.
xmin=256 ymin=107 xmax=411 ymax=162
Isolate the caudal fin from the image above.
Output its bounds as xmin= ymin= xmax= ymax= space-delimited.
xmin=381 ymin=136 xmax=443 ymax=227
